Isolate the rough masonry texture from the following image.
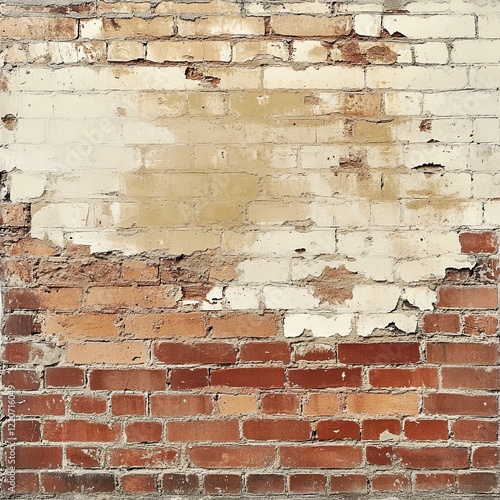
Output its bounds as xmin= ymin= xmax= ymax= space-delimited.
xmin=0 ymin=0 xmax=499 ymax=497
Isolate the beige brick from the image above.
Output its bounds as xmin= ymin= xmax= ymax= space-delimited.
xmin=137 ymin=93 xmax=187 ymax=118
xmin=111 ymin=201 xmax=193 ymax=228
xmin=232 ymin=41 xmax=289 ymax=63
xmin=28 ymin=41 xmax=106 ymax=64
xmin=247 ymin=201 xmax=312 ymax=225
xmin=123 ymin=173 xmax=208 ymax=198
xmin=177 ymin=16 xmax=264 ymax=36
xmin=347 ymin=394 xmax=419 ymax=415
xmin=10 ymin=173 xmax=46 ymax=201
xmin=99 ymin=1 xmax=151 ymax=14
xmin=147 ymin=41 xmax=231 ymax=63
xmin=188 ymin=93 xmax=228 ymax=116
xmin=271 ymin=15 xmax=352 ymax=36
xmin=108 ymin=41 xmax=144 ymax=62
xmin=81 ymin=17 xmax=174 ymax=39
xmin=423 ymin=91 xmax=497 ymax=117
xmin=474 ymin=118 xmax=500 ymax=143
xmin=303 ymin=394 xmax=339 ymax=416
xmin=32 ymin=203 xmax=90 ymax=229
xmin=155 ymin=0 xmax=241 ymax=15
xmin=399 ymin=172 xmax=472 ymax=199
xmin=0 ymin=17 xmax=77 ymax=40
xmin=484 ymin=200 xmax=500 ymax=225
xmin=383 ymin=15 xmax=475 ymax=38
xmin=397 ymin=118 xmax=473 ymax=143
xmin=403 ymin=200 xmax=482 ymax=227
xmin=230 ymin=92 xmax=311 ymax=117
xmin=384 ymin=92 xmax=423 ymax=116
xmin=217 ymin=395 xmax=258 ymax=415
xmin=247 ymin=2 xmax=330 ymax=15
xmin=45 ymin=313 xmax=119 ymax=340
xmin=236 ymin=259 xmax=289 ymax=283
xmin=291 ymin=40 xmax=328 ymax=63
xmin=66 ymin=341 xmax=147 ymax=364
xmin=143 ymin=145 xmax=192 ymax=170
xmin=50 ymin=173 xmax=120 ymax=199
xmin=264 ymin=66 xmax=364 ymax=90
xmin=403 ymin=144 xmax=468 ymax=171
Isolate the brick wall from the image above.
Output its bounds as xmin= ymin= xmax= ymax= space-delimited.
xmin=1 ymin=0 xmax=499 ymax=497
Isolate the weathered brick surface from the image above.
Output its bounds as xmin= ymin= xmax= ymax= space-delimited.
xmin=1 ymin=1 xmax=499 ymax=497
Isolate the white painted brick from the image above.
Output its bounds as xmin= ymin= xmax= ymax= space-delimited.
xmin=108 ymin=41 xmax=144 ymax=62
xmin=344 ymin=285 xmax=401 ymax=313
xmin=236 ymin=259 xmax=289 ymax=283
xmin=177 ymin=16 xmax=264 ymax=36
xmin=478 ymin=15 xmax=500 ymax=38
xmin=291 ymin=41 xmax=328 ymax=63
xmin=452 ymin=40 xmax=500 ymax=63
xmin=32 ymin=202 xmax=90 ymax=228
xmin=345 ymin=258 xmax=395 ymax=282
xmin=49 ymin=173 xmax=121 ymax=199
xmin=403 ymin=144 xmax=469 ymax=171
xmin=11 ymin=119 xmax=46 ymax=144
xmin=332 ymin=201 xmax=371 ymax=227
xmin=414 ymin=42 xmax=449 ymax=64
xmin=224 ymin=286 xmax=261 ymax=310
xmin=470 ymin=66 xmax=500 ymax=89
xmin=423 ymin=91 xmax=498 ymax=117
xmin=403 ymin=200 xmax=482 ymax=227
xmin=10 ymin=172 xmax=46 ymax=201
xmin=402 ymin=287 xmax=437 ymax=310
xmin=383 ymin=15 xmax=475 ymax=38
xmin=470 ymin=145 xmax=500 ymax=171
xmin=474 ymin=118 xmax=500 ymax=143
xmin=473 ymin=173 xmax=500 ymax=198
xmin=246 ymin=2 xmax=330 ymax=15
xmin=264 ymin=286 xmax=319 ymax=310
xmin=357 ymin=313 xmax=419 ymax=337
xmin=122 ymin=120 xmax=175 ymax=144
xmin=384 ymin=92 xmax=423 ymax=115
xmin=406 ymin=1 xmax=500 ymax=14
xmin=354 ymin=14 xmax=381 ymax=37
xmin=397 ymin=118 xmax=473 ymax=143
xmin=232 ymin=41 xmax=289 ymax=62
xmin=399 ymin=172 xmax=472 ymax=199
xmin=264 ymin=66 xmax=364 ymax=90
xmin=484 ymin=200 xmax=500 ymax=225
xmin=371 ymin=202 xmax=401 ymax=227
xmin=284 ymin=313 xmax=353 ymax=338
xmin=367 ymin=67 xmax=467 ymax=90
xmin=147 ymin=41 xmax=231 ymax=63
xmin=396 ymin=256 xmax=473 ymax=282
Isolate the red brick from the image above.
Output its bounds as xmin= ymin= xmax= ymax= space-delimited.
xmin=7 ymin=237 xmax=58 ymax=256
xmin=415 ymin=473 xmax=455 ymax=491
xmin=369 ymin=367 xmax=438 ymax=388
xmin=2 ymin=370 xmax=40 ymax=390
xmin=208 ymin=313 xmax=277 ymax=338
xmin=395 ymin=447 xmax=469 ymax=469
xmin=453 ymin=420 xmax=498 ymax=442
xmin=362 ymin=419 xmax=401 ymax=440
xmin=372 ymin=474 xmax=410 ymax=492
xmin=1 ymin=472 xmax=39 ymax=494
xmin=151 ymin=394 xmax=212 ymax=416
xmin=472 ymin=446 xmax=499 ymax=467
xmin=279 ymin=446 xmax=362 ymax=468
xmin=442 ymin=367 xmax=500 ymax=389
xmin=154 ymin=341 xmax=236 ymax=364
xmin=122 ymin=474 xmax=157 ymax=493
xmin=122 ymin=260 xmax=159 ymax=283
xmin=247 ymin=474 xmax=285 ymax=494
xmin=338 ymin=342 xmax=420 ymax=364
xmin=125 ymin=421 xmax=163 ymax=443
xmin=289 ymin=474 xmax=325 ymax=494
xmin=70 ymin=396 xmax=106 ymax=415
xmin=243 ymin=419 xmax=311 ymax=441
xmin=204 ymin=474 xmax=241 ymax=494
xmin=457 ymin=472 xmax=498 ymax=493
xmin=423 ymin=313 xmax=460 ymax=333
xmin=66 ymin=447 xmax=100 ymax=468
xmin=3 ymin=287 xmax=81 ymax=310
xmin=437 ymin=286 xmax=498 ymax=309
xmin=404 ymin=419 xmax=448 ymax=440
xmin=464 ymin=315 xmax=498 ymax=335
xmin=330 ymin=474 xmax=367 ymax=493
xmin=366 ymin=445 xmax=394 ymax=465
xmin=111 ymin=394 xmax=145 ymax=416
xmin=42 ymin=473 xmax=115 ymax=494
xmin=9 ymin=446 xmax=62 ymax=468
xmin=316 ymin=420 xmax=360 ymax=441
xmin=261 ymin=393 xmax=299 ymax=415
xmin=460 ymin=231 xmax=498 ymax=254
xmin=125 ymin=312 xmax=205 ymax=338
xmin=240 ymin=341 xmax=290 ymax=363
xmin=44 ymin=420 xmax=120 ymax=442
xmin=163 ymin=473 xmax=200 ymax=495
xmin=167 ymin=420 xmax=238 ymax=442
xmin=1 ymin=342 xmax=30 ymax=363
xmin=288 ymin=368 xmax=361 ymax=388
xmin=3 ymin=314 xmax=36 ymax=336
xmin=109 ymin=448 xmax=177 ymax=468
xmin=170 ymin=368 xmax=209 ymax=389
xmin=211 ymin=367 xmax=284 ymax=388
xmin=427 ymin=342 xmax=499 ymax=365
xmin=3 ymin=394 xmax=65 ymax=416
xmin=86 ymin=285 xmax=178 ymax=308
xmin=2 ymin=420 xmax=40 ymax=442
xmin=90 ymin=369 xmax=166 ymax=391
xmin=295 ymin=344 xmax=335 ymax=361
xmin=189 ymin=445 xmax=275 ymax=468
xmin=424 ymin=393 xmax=498 ymax=416
xmin=45 ymin=367 xmax=85 ymax=387
xmin=37 ymin=259 xmax=120 ymax=286
xmin=45 ymin=313 xmax=119 ymax=340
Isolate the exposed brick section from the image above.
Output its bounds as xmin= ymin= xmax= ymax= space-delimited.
xmin=415 ymin=473 xmax=455 ymax=491
xmin=427 ymin=342 xmax=499 ymax=365
xmin=464 ymin=315 xmax=498 ymax=335
xmin=338 ymin=342 xmax=420 ymax=364
xmin=437 ymin=287 xmax=498 ymax=309
xmin=369 ymin=367 xmax=438 ymax=388
xmin=289 ymin=474 xmax=326 ymax=494
xmin=3 ymin=314 xmax=36 ymax=335
xmin=460 ymin=232 xmax=498 ymax=254
xmin=125 ymin=421 xmax=163 ymax=443
xmin=330 ymin=474 xmax=368 ymax=494
xmin=317 ymin=420 xmax=360 ymax=441
xmin=111 ymin=394 xmax=145 ymax=416
xmin=395 ymin=447 xmax=469 ymax=469
xmin=4 ymin=394 xmax=65 ymax=416
xmin=167 ymin=420 xmax=239 ymax=442
xmin=189 ymin=446 xmax=275 ymax=468
xmin=362 ymin=419 xmax=401 ymax=440
xmin=424 ymin=393 xmax=498 ymax=416
xmin=170 ymin=368 xmax=209 ymax=390
xmin=404 ymin=419 xmax=449 ymax=441
xmin=122 ymin=474 xmax=158 ymax=493
xmin=2 ymin=369 xmax=40 ymax=390
xmin=441 ymin=367 xmax=500 ymax=389
xmin=10 ymin=446 xmax=62 ymax=469
xmin=204 ymin=474 xmax=241 ymax=494
xmin=208 ymin=314 xmax=277 ymax=338
xmin=44 ymin=420 xmax=121 ymax=442
xmin=66 ymin=447 xmax=100 ymax=468
xmin=151 ymin=394 xmax=213 ymax=416
xmin=2 ymin=420 xmax=41 ymax=442
xmin=279 ymin=446 xmax=362 ymax=468
xmin=211 ymin=367 xmax=285 ymax=388
xmin=240 ymin=341 xmax=290 ymax=363
xmin=452 ymin=419 xmax=498 ymax=442
xmin=262 ymin=393 xmax=300 ymax=415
